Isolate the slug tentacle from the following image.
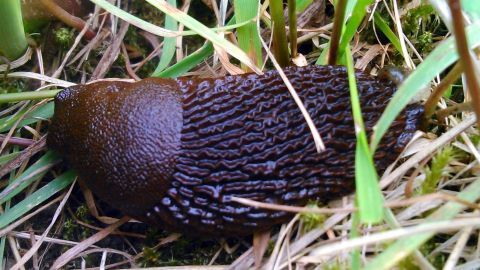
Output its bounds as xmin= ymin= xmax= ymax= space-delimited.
xmin=48 ymin=65 xmax=423 ymax=236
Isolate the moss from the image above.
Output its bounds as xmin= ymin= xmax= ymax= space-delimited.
xmin=402 ymin=4 xmax=446 ymax=56
xmin=420 ymin=146 xmax=457 ymax=195
xmin=139 ymin=246 xmax=162 ymax=267
xmin=299 ymin=201 xmax=327 ymax=233
xmin=54 ymin=27 xmax=74 ymax=49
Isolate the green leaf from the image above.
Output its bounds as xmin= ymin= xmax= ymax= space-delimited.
xmin=0 ymin=152 xmax=20 ymax=166
xmin=296 ymin=0 xmax=314 ymax=13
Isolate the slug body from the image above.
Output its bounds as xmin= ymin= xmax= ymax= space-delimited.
xmin=48 ymin=65 xmax=423 ymax=236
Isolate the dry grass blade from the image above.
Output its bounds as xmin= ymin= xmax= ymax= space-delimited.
xmin=230 ymin=196 xmax=355 ymax=214
xmin=0 ymin=194 xmax=63 ymax=238
xmin=5 ymin=72 xmax=75 ymax=87
xmin=144 ymin=0 xmax=261 ymax=74
xmin=91 ymin=22 xmax=130 ymax=80
xmin=300 ymin=217 xmax=480 ymax=264
xmin=10 ymin=183 xmax=75 ymax=270
xmin=443 ymin=226 xmax=473 ymax=269
xmin=88 ymin=0 xmax=180 ymax=37
xmin=0 ymin=47 xmax=33 ymax=72
xmin=380 ymin=115 xmax=476 ymax=189
xmin=0 ymin=136 xmax=46 ymax=180
xmin=50 ymin=216 xmax=130 ymax=269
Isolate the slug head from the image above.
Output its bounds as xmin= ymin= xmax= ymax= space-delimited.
xmin=47 ymin=78 xmax=183 ymax=218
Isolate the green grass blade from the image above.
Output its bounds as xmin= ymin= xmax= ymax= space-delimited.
xmin=370 ymin=21 xmax=480 ymax=151
xmin=0 ymin=90 xmax=60 ymax=104
xmin=144 ymin=0 xmax=260 ymax=73
xmin=0 ymin=235 xmax=5 ymax=269
xmin=350 ymin=211 xmax=361 ymax=270
xmin=88 ymin=0 xmax=178 ymax=37
xmin=373 ymin=13 xmax=403 ymax=56
xmin=0 ymin=102 xmax=54 ymax=133
xmin=0 ymin=0 xmax=27 ymax=60
xmin=337 ymin=0 xmax=374 ymax=60
xmin=153 ymin=17 xmax=237 ymax=78
xmin=0 ymin=152 xmax=20 ymax=166
xmin=364 ymin=177 xmax=480 ymax=270
xmin=0 ymin=151 xmax=60 ymax=205
xmin=0 ymin=170 xmax=76 ymax=229
xmin=152 ymin=0 xmax=178 ymax=74
xmin=345 ymin=44 xmax=383 ymax=223
xmin=154 ymin=42 xmax=214 ymax=78
xmin=234 ymin=0 xmax=263 ymax=68
xmin=315 ymin=44 xmax=329 ymax=65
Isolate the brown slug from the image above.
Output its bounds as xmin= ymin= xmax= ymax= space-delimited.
xmin=47 ymin=65 xmax=423 ymax=236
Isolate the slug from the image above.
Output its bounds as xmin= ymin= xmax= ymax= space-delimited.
xmin=47 ymin=65 xmax=423 ymax=236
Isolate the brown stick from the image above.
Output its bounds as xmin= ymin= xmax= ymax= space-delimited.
xmin=40 ymin=0 xmax=96 ymax=40
xmin=435 ymin=101 xmax=473 ymax=121
xmin=448 ymin=0 xmax=480 ymax=127
xmin=423 ymin=62 xmax=463 ymax=121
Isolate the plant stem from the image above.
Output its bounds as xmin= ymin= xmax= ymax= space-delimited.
xmin=269 ymin=0 xmax=289 ymax=67
xmin=435 ymin=101 xmax=472 ymax=122
xmin=0 ymin=0 xmax=27 ymax=60
xmin=328 ymin=0 xmax=347 ymax=65
xmin=288 ymin=0 xmax=297 ymax=58
xmin=448 ymin=0 xmax=480 ymax=127
xmin=0 ymin=90 xmax=61 ymax=104
xmin=234 ymin=0 xmax=263 ymax=70
xmin=423 ymin=62 xmax=462 ymax=121
xmin=40 ymin=0 xmax=95 ymax=39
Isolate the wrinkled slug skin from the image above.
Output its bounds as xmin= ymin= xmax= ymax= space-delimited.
xmin=47 ymin=65 xmax=423 ymax=236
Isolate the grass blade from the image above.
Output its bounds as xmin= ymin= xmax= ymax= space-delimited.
xmin=0 ymin=170 xmax=76 ymax=229
xmin=269 ymin=0 xmax=290 ymax=67
xmin=370 ymin=21 xmax=480 ymax=151
xmin=364 ymin=177 xmax=480 ymax=270
xmin=154 ymin=42 xmax=214 ymax=78
xmin=373 ymin=12 xmax=403 ymax=56
xmin=0 ymin=151 xmax=60 ymax=205
xmin=153 ymin=17 xmax=237 ymax=78
xmin=152 ymin=0 xmax=178 ymax=74
xmin=88 ymin=0 xmax=178 ymax=37
xmin=345 ymin=45 xmax=383 ymax=223
xmin=144 ymin=0 xmax=260 ymax=73
xmin=337 ymin=0 xmax=374 ymax=60
xmin=234 ymin=0 xmax=262 ymax=69
xmin=0 ymin=102 xmax=54 ymax=133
